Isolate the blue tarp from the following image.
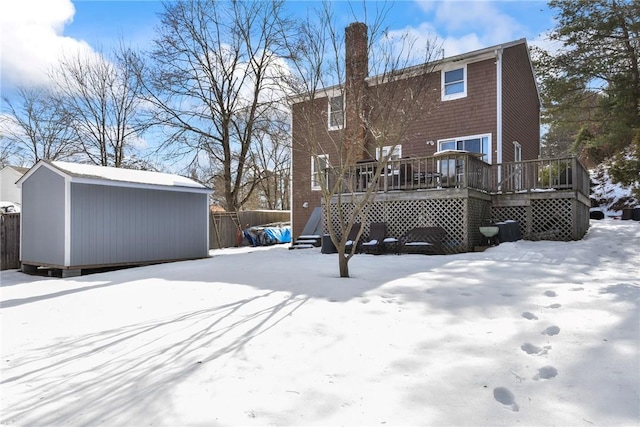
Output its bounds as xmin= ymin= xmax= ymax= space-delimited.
xmin=243 ymin=225 xmax=291 ymax=246
xmin=263 ymin=226 xmax=291 ymax=243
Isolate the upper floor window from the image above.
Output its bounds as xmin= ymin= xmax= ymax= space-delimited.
xmin=311 ymin=154 xmax=330 ymax=190
xmin=442 ymin=66 xmax=466 ymax=101
xmin=439 ymin=134 xmax=491 ymax=163
xmin=328 ymin=95 xmax=344 ymax=130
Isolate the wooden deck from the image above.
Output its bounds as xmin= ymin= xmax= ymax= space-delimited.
xmin=325 ymin=156 xmax=591 ymax=253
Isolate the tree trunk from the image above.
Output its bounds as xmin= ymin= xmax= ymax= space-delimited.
xmin=338 ymin=251 xmax=350 ymax=278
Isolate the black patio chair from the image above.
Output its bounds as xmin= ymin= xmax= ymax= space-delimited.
xmin=362 ymin=222 xmax=398 ymax=255
xmin=344 ymin=222 xmax=362 ymax=253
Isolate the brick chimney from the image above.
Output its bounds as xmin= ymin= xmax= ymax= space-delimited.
xmin=344 ymin=22 xmax=368 ymax=163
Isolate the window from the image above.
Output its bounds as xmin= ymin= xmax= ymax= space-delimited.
xmin=438 ymin=134 xmax=491 ymax=163
xmin=328 ymin=95 xmax=344 ymax=130
xmin=513 ymin=141 xmax=522 ymax=162
xmin=514 ymin=141 xmax=523 ymax=190
xmin=441 ymin=66 xmax=466 ymax=101
xmin=376 ymin=145 xmax=402 ymax=160
xmin=311 ymin=154 xmax=330 ymax=190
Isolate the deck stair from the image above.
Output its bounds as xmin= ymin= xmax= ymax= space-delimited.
xmin=289 ymin=207 xmax=323 ymax=250
xmin=289 ymin=235 xmax=322 ymax=249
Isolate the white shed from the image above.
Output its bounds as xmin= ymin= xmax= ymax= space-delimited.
xmin=0 ymin=165 xmax=29 ymax=209
xmin=17 ymin=160 xmax=212 ymax=276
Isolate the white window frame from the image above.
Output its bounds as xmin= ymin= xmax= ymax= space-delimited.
xmin=513 ymin=141 xmax=522 ymax=162
xmin=311 ymin=154 xmax=330 ymax=191
xmin=441 ymin=65 xmax=467 ymax=101
xmin=376 ymin=145 xmax=402 ymax=161
xmin=327 ymin=95 xmax=344 ymax=130
xmin=513 ymin=141 xmax=523 ymax=190
xmin=437 ymin=133 xmax=492 ymax=164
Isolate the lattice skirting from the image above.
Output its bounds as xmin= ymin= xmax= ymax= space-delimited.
xmin=326 ymin=192 xmax=493 ymax=253
xmin=326 ymin=190 xmax=590 ymax=253
xmin=492 ymin=197 xmax=590 ymax=242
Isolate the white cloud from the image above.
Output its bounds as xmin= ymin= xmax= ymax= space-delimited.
xmin=409 ymin=0 xmax=529 ymax=57
xmin=0 ymin=0 xmax=93 ymax=89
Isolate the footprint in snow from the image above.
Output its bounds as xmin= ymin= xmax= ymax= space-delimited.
xmin=544 ymin=290 xmax=557 ymax=297
xmin=542 ymin=325 xmax=561 ymax=336
xmin=533 ymin=366 xmax=558 ymax=380
xmin=570 ymin=287 xmax=584 ymax=291
xmin=547 ymin=303 xmax=561 ymax=309
xmin=493 ymin=387 xmax=519 ymax=412
xmin=521 ymin=343 xmax=550 ymax=355
xmin=522 ymin=312 xmax=538 ymax=320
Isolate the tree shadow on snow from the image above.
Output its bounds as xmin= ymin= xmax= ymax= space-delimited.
xmin=1 ymin=291 xmax=309 ymax=426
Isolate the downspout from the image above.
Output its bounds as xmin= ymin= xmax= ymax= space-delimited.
xmin=64 ymin=177 xmax=71 ymax=267
xmin=288 ymin=108 xmax=294 ymax=233
xmin=495 ymin=48 xmax=503 ymax=186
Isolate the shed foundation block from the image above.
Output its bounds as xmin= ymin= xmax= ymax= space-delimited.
xmin=61 ymin=269 xmax=82 ymax=278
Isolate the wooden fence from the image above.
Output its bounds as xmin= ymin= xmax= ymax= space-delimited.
xmin=1 ymin=213 xmax=20 ymax=270
xmin=209 ymin=210 xmax=290 ymax=249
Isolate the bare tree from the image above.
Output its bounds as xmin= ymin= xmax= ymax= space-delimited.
xmin=0 ymin=86 xmax=79 ymax=166
xmin=143 ymin=0 xmax=294 ymax=212
xmin=49 ymin=44 xmax=151 ymax=167
xmin=249 ymin=107 xmax=291 ymax=209
xmin=0 ymin=133 xmax=21 ymax=168
xmin=286 ymin=3 xmax=441 ymax=277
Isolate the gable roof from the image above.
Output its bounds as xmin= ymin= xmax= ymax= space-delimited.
xmin=1 ymin=165 xmax=30 ymax=175
xmin=290 ymin=38 xmax=538 ymax=104
xmin=17 ymin=160 xmax=212 ymax=194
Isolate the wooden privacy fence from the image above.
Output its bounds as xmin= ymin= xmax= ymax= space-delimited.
xmin=1 ymin=213 xmax=20 ymax=270
xmin=209 ymin=210 xmax=290 ymax=249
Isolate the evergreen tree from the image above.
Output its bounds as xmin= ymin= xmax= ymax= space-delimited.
xmin=535 ymin=0 xmax=639 ymax=195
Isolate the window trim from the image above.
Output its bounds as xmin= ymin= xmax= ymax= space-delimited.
xmin=327 ymin=95 xmax=345 ymax=131
xmin=441 ymin=65 xmax=467 ymax=101
xmin=437 ymin=133 xmax=492 ymax=164
xmin=376 ymin=145 xmax=402 ymax=160
xmin=311 ymin=154 xmax=330 ymax=191
xmin=513 ymin=141 xmax=522 ymax=162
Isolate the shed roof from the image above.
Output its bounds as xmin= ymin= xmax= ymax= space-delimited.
xmin=2 ymin=165 xmax=30 ymax=175
xmin=18 ymin=160 xmax=212 ymax=193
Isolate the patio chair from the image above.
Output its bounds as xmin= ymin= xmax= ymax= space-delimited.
xmin=362 ymin=222 xmax=398 ymax=255
xmin=344 ymin=222 xmax=362 ymax=253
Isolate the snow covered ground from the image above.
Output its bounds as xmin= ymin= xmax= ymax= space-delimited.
xmin=1 ymin=220 xmax=638 ymax=426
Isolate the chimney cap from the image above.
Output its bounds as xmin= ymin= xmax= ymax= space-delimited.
xmin=347 ymin=22 xmax=367 ymax=30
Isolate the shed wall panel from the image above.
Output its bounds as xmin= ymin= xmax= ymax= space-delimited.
xmin=69 ymin=184 xmax=207 ymax=266
xmin=21 ymin=167 xmax=66 ymax=265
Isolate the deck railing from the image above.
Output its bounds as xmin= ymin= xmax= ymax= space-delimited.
xmin=494 ymin=157 xmax=590 ymax=195
xmin=331 ymin=154 xmax=589 ymax=196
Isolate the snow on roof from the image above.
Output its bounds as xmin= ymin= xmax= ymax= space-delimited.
xmin=44 ymin=161 xmax=210 ymax=191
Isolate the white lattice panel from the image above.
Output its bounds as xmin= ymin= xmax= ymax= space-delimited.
xmin=327 ymin=196 xmax=476 ymax=253
xmin=325 ymin=191 xmax=590 ymax=253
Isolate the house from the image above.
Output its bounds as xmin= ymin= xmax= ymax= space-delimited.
xmin=0 ymin=165 xmax=29 ymax=210
xmin=290 ymin=23 xmax=589 ymax=251
xmin=17 ymin=160 xmax=212 ymax=276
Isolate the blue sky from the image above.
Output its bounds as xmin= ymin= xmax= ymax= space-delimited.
xmin=1 ymin=0 xmax=557 ymax=94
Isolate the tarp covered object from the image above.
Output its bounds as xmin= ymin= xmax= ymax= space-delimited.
xmin=244 ymin=225 xmax=291 ymax=246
